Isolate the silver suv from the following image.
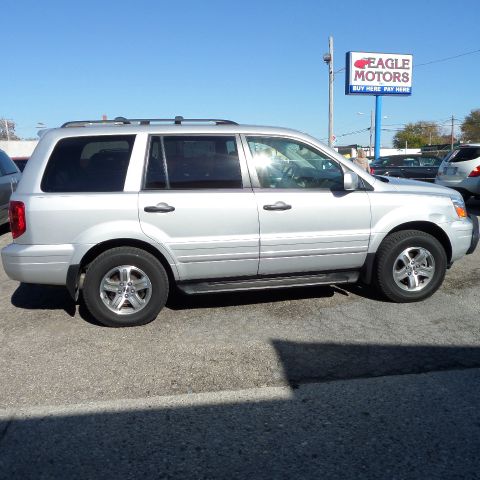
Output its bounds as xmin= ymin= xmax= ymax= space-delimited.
xmin=2 ymin=117 xmax=478 ymax=327
xmin=435 ymin=144 xmax=480 ymax=201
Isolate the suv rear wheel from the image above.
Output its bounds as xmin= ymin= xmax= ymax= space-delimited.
xmin=374 ymin=230 xmax=447 ymax=303
xmin=82 ymin=247 xmax=169 ymax=327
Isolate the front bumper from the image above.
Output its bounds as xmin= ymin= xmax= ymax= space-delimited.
xmin=1 ymin=243 xmax=74 ymax=285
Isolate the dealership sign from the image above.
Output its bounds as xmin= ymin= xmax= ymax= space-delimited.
xmin=345 ymin=52 xmax=413 ymax=96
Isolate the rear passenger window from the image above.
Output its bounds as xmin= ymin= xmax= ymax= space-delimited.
xmin=145 ymin=136 xmax=242 ymax=189
xmin=41 ymin=135 xmax=135 ymax=192
xmin=403 ymin=157 xmax=419 ymax=167
xmin=420 ymin=157 xmax=441 ymax=166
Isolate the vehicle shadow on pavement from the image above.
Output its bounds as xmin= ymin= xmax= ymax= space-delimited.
xmin=1 ymin=341 xmax=480 ymax=479
xmin=166 ymin=285 xmax=342 ymax=310
xmin=11 ymin=283 xmax=76 ymax=318
xmin=9 ymin=283 xmax=348 ymax=326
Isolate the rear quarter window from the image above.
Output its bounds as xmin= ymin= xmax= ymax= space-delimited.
xmin=41 ymin=135 xmax=135 ymax=192
xmin=448 ymin=147 xmax=480 ymax=163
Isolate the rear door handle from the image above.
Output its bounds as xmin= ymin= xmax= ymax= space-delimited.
xmin=263 ymin=201 xmax=292 ymax=211
xmin=144 ymin=202 xmax=175 ymax=213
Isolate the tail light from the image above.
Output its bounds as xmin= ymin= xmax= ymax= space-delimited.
xmin=9 ymin=201 xmax=26 ymax=239
xmin=468 ymin=166 xmax=480 ymax=177
xmin=370 ymin=167 xmax=375 ymax=174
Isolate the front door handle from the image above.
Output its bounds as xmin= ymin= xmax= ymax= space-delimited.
xmin=263 ymin=201 xmax=292 ymax=211
xmin=144 ymin=202 xmax=175 ymax=213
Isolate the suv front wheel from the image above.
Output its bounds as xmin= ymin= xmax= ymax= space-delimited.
xmin=82 ymin=247 xmax=169 ymax=327
xmin=374 ymin=230 xmax=447 ymax=303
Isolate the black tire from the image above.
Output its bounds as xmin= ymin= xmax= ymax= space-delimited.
xmin=82 ymin=247 xmax=169 ymax=327
xmin=374 ymin=230 xmax=447 ymax=303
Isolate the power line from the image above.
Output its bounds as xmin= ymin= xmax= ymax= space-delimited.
xmin=336 ymin=127 xmax=370 ymax=138
xmin=415 ymin=48 xmax=480 ymax=67
xmin=334 ymin=48 xmax=480 ymax=78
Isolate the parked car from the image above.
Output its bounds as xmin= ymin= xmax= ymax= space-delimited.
xmin=370 ymin=154 xmax=444 ymax=182
xmin=0 ymin=149 xmax=21 ymax=226
xmin=435 ymin=144 xmax=480 ymax=201
xmin=1 ymin=117 xmax=478 ymax=327
xmin=12 ymin=157 xmax=29 ymax=172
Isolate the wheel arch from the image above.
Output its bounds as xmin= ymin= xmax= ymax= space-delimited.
xmin=361 ymin=221 xmax=452 ymax=284
xmin=82 ymin=238 xmax=177 ymax=280
xmin=66 ymin=238 xmax=179 ymax=300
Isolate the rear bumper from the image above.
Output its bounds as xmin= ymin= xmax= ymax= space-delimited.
xmin=435 ymin=177 xmax=480 ymax=195
xmin=1 ymin=243 xmax=74 ymax=285
xmin=467 ymin=214 xmax=479 ymax=255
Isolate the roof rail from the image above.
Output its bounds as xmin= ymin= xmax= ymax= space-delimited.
xmin=61 ymin=116 xmax=238 ymax=128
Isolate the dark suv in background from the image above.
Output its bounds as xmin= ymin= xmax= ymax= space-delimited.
xmin=370 ymin=154 xmax=443 ymax=182
xmin=0 ymin=149 xmax=21 ymax=226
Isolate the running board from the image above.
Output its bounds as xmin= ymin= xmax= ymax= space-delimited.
xmin=178 ymin=271 xmax=359 ymax=295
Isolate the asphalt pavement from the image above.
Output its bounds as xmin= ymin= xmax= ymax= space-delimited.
xmin=1 ymin=200 xmax=479 ymax=479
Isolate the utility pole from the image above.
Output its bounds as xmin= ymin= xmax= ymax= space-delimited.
xmin=323 ymin=36 xmax=334 ymax=147
xmin=450 ymin=115 xmax=454 ymax=150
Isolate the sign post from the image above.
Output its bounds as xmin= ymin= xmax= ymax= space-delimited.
xmin=345 ymin=51 xmax=413 ymax=159
xmin=374 ymin=96 xmax=382 ymax=160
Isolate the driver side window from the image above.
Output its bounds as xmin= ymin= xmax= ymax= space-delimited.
xmin=246 ymin=136 xmax=344 ymax=190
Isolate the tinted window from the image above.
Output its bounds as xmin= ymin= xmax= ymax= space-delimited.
xmin=448 ymin=147 xmax=480 ymax=163
xmin=144 ymin=137 xmax=167 ymax=189
xmin=247 ymin=136 xmax=343 ymax=189
xmin=374 ymin=157 xmax=403 ymax=167
xmin=420 ymin=156 xmax=442 ymax=166
xmin=0 ymin=150 xmax=18 ymax=175
xmin=13 ymin=158 xmax=29 ymax=172
xmin=160 ymin=136 xmax=242 ymax=189
xmin=41 ymin=135 xmax=135 ymax=192
xmin=402 ymin=157 xmax=420 ymax=167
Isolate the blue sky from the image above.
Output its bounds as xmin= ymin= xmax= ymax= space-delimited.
xmin=2 ymin=0 xmax=479 ymax=147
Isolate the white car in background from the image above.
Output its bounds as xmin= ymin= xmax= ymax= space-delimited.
xmin=435 ymin=144 xmax=480 ymax=201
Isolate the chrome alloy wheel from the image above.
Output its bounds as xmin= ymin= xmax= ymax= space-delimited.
xmin=99 ymin=265 xmax=152 ymax=315
xmin=393 ymin=247 xmax=436 ymax=292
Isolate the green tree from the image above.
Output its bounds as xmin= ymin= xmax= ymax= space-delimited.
xmin=460 ymin=109 xmax=480 ymax=142
xmin=0 ymin=118 xmax=20 ymax=140
xmin=392 ymin=121 xmax=444 ymax=149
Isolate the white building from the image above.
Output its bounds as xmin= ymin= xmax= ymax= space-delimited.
xmin=0 ymin=140 xmax=38 ymax=158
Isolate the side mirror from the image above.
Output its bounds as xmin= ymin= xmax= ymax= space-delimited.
xmin=344 ymin=171 xmax=359 ymax=191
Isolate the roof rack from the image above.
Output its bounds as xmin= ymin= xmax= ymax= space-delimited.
xmin=61 ymin=116 xmax=238 ymax=128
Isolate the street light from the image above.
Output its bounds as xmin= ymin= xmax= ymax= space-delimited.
xmin=323 ymin=36 xmax=334 ymax=147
